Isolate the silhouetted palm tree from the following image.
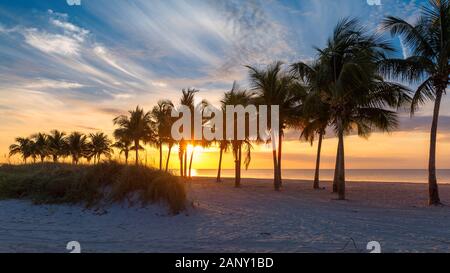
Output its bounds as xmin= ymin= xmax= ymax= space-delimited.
xmin=113 ymin=106 xmax=155 ymax=166
xmin=112 ymin=137 xmax=132 ymax=165
xmin=247 ymin=62 xmax=306 ymax=190
xmin=312 ymin=18 xmax=411 ymax=199
xmin=9 ymin=137 xmax=33 ymax=163
xmin=292 ymin=61 xmax=333 ymax=190
xmin=380 ymin=0 xmax=450 ymax=205
xmin=151 ymin=100 xmax=175 ymax=170
xmin=88 ymin=132 xmax=112 ymax=164
xmin=67 ymin=132 xmax=88 ymax=164
xmin=31 ymin=133 xmax=48 ymax=163
xmin=47 ymin=130 xmax=67 ymax=163
xmin=221 ymin=83 xmax=254 ymax=187
xmin=177 ymin=88 xmax=199 ymax=178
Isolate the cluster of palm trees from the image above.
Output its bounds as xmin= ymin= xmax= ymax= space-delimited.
xmin=9 ymin=130 xmax=112 ymax=164
xmin=109 ymin=1 xmax=450 ymax=205
xmin=8 ymin=1 xmax=450 ymax=205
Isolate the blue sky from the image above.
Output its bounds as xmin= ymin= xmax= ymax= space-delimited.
xmin=2 ymin=0 xmax=450 ymax=168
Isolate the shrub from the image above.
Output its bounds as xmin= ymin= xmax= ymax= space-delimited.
xmin=0 ymin=162 xmax=186 ymax=214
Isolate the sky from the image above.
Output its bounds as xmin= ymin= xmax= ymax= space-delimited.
xmin=1 ymin=0 xmax=450 ymax=169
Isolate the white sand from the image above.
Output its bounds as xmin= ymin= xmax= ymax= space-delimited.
xmin=1 ymin=178 xmax=450 ymax=253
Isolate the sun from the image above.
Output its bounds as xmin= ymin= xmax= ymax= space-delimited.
xmin=187 ymin=144 xmax=204 ymax=154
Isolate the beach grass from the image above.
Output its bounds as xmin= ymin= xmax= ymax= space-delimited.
xmin=0 ymin=162 xmax=186 ymax=214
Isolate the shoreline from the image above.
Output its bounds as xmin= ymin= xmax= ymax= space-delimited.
xmin=192 ymin=175 xmax=450 ymax=185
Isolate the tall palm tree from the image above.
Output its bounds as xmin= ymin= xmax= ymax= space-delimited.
xmin=311 ymin=18 xmax=411 ymax=200
xmin=151 ymin=100 xmax=175 ymax=170
xmin=67 ymin=132 xmax=88 ymax=164
xmin=247 ymin=62 xmax=306 ymax=190
xmin=302 ymin=98 xmax=330 ymax=190
xmin=9 ymin=137 xmax=33 ymax=164
xmin=47 ymin=130 xmax=67 ymax=163
xmin=221 ymin=83 xmax=254 ymax=187
xmin=31 ymin=133 xmax=48 ymax=163
xmin=292 ymin=61 xmax=333 ymax=190
xmin=88 ymin=132 xmax=112 ymax=164
xmin=113 ymin=106 xmax=155 ymax=166
xmin=177 ymin=88 xmax=199 ymax=178
xmin=380 ymin=0 xmax=450 ymax=205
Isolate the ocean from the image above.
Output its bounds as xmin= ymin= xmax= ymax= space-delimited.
xmin=193 ymin=169 xmax=450 ymax=184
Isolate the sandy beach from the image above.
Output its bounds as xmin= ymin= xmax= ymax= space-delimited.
xmin=1 ymin=177 xmax=450 ymax=253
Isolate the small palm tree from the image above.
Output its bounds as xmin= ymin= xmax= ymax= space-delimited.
xmin=9 ymin=137 xmax=33 ymax=164
xmin=67 ymin=132 xmax=88 ymax=164
xmin=151 ymin=100 xmax=175 ymax=170
xmin=113 ymin=106 xmax=155 ymax=166
xmin=112 ymin=137 xmax=132 ymax=165
xmin=380 ymin=0 xmax=450 ymax=205
xmin=31 ymin=133 xmax=48 ymax=163
xmin=88 ymin=132 xmax=112 ymax=164
xmin=47 ymin=130 xmax=67 ymax=163
xmin=247 ymin=62 xmax=306 ymax=190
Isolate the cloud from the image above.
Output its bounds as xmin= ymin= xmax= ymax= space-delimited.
xmin=24 ymin=29 xmax=81 ymax=56
xmin=23 ymin=78 xmax=84 ymax=90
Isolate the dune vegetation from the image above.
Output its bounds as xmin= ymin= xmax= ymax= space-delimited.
xmin=0 ymin=162 xmax=186 ymax=214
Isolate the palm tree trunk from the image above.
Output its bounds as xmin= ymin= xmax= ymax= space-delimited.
xmin=184 ymin=150 xmax=188 ymax=177
xmin=179 ymin=150 xmax=184 ymax=177
xmin=337 ymin=124 xmax=346 ymax=200
xmin=159 ymin=142 xmax=163 ymax=170
xmin=217 ymin=147 xmax=223 ymax=182
xmin=235 ymin=145 xmax=242 ymax=187
xmin=40 ymin=156 xmax=45 ymax=163
xmin=135 ymin=140 xmax=139 ymax=166
xmin=125 ymin=151 xmax=129 ymax=165
xmin=314 ymin=132 xmax=324 ymax=189
xmin=428 ymin=87 xmax=443 ymax=205
xmin=332 ymin=145 xmax=339 ymax=193
xmin=272 ymin=149 xmax=279 ymax=191
xmin=189 ymin=150 xmax=194 ymax=178
xmin=165 ymin=144 xmax=172 ymax=172
xmin=277 ymin=131 xmax=283 ymax=188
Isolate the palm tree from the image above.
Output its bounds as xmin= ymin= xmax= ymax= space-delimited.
xmin=67 ymin=132 xmax=88 ymax=164
xmin=247 ymin=62 xmax=306 ymax=190
xmin=310 ymin=18 xmax=411 ymax=200
xmin=112 ymin=137 xmax=132 ymax=165
xmin=292 ymin=61 xmax=334 ymax=190
xmin=380 ymin=0 xmax=450 ymax=205
xmin=9 ymin=137 xmax=33 ymax=164
xmin=221 ymin=83 xmax=254 ymax=187
xmin=177 ymin=88 xmax=199 ymax=178
xmin=302 ymin=98 xmax=330 ymax=190
xmin=47 ymin=130 xmax=67 ymax=163
xmin=113 ymin=106 xmax=155 ymax=166
xmin=151 ymin=100 xmax=175 ymax=170
xmin=31 ymin=133 xmax=48 ymax=163
xmin=88 ymin=132 xmax=112 ymax=164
